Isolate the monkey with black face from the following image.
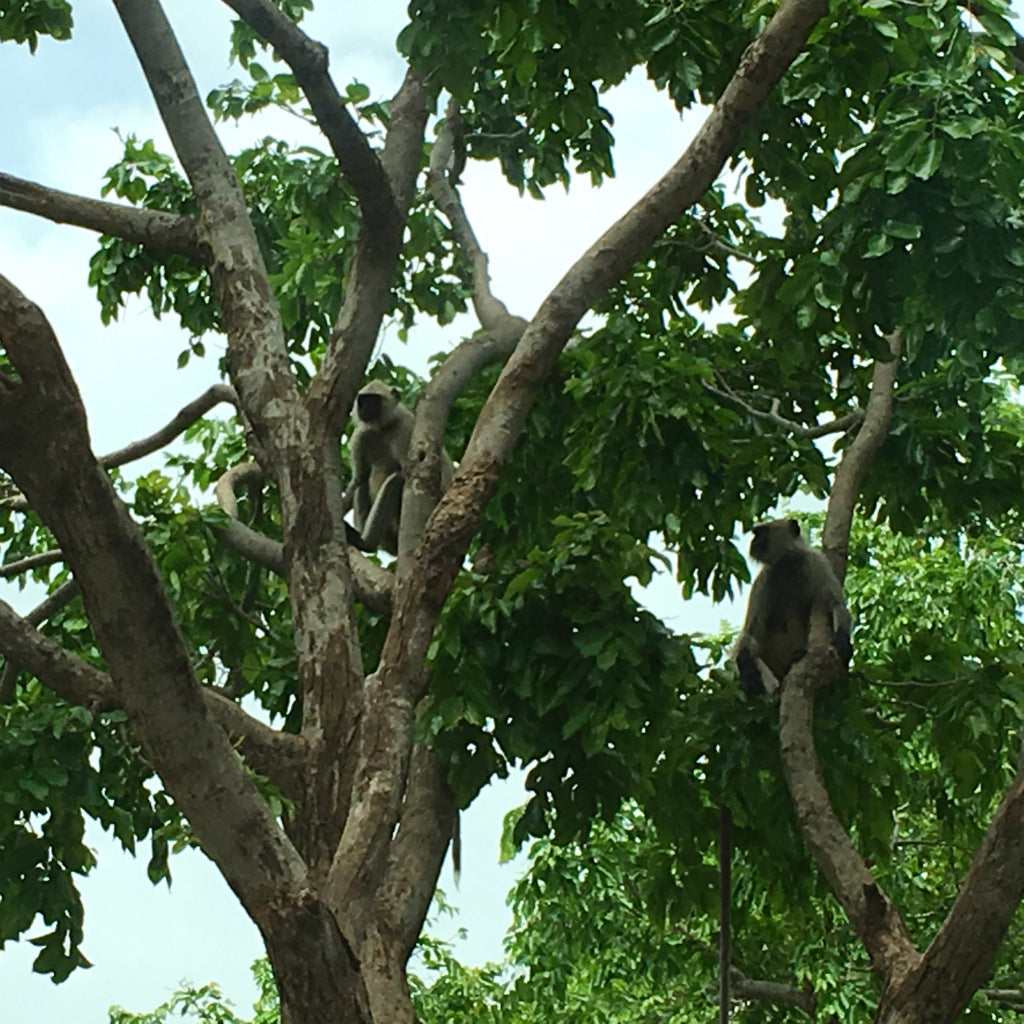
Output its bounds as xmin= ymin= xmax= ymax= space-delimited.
xmin=346 ymin=380 xmax=454 ymax=555
xmin=734 ymin=518 xmax=852 ymax=698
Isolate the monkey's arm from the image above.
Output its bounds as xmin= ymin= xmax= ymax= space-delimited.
xmin=736 ymin=645 xmax=780 ymax=698
xmin=734 ymin=576 xmax=778 ymax=697
xmin=349 ymin=434 xmax=373 ymax=533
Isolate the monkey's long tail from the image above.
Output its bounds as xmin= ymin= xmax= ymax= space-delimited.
xmin=719 ymin=803 xmax=732 ymax=1023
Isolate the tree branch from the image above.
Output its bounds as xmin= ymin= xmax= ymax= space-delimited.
xmin=203 ymin=689 xmax=307 ymax=800
xmin=101 ymin=383 xmax=238 ymax=468
xmin=703 ymin=376 xmax=866 ymax=440
xmin=1 ymin=383 xmax=241 ymax=512
xmin=428 ymin=98 xmax=521 ymax=333
xmin=218 ymin=0 xmax=396 ymax=237
xmin=213 ymin=462 xmax=393 ymax=612
xmin=730 ymin=971 xmax=817 ymax=1017
xmin=0 ymin=578 xmax=79 ymax=703
xmin=779 ymin=626 xmax=919 ymax=983
xmin=692 ymin=216 xmax=759 ymax=266
xmin=0 ymin=590 xmax=115 ymax=710
xmin=0 ymin=581 xmax=303 ymax=792
xmin=376 ymin=741 xmax=456 ymax=958
xmin=887 ymin=764 xmax=1024 ymax=1017
xmin=355 ymin=741 xmax=456 ymax=1019
xmin=0 ymin=270 xmax=309 ymax=922
xmin=779 ymin=336 xmax=912 ymax=984
xmin=822 ymin=330 xmax=901 ymax=580
xmin=112 ymin=0 xmax=301 ymax=475
xmin=0 ymin=171 xmax=205 ymax=259
xmin=305 ymin=69 xmax=430 ymax=448
xmin=393 ymin=99 xmax=532 ymax=556
xmin=0 ymin=549 xmax=64 ymax=577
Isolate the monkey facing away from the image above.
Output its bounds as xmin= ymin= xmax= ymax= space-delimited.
xmin=734 ymin=518 xmax=852 ymax=698
xmin=346 ymin=379 xmax=454 ymax=555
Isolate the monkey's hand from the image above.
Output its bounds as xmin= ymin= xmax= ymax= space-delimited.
xmin=345 ymin=522 xmax=374 ymax=552
xmin=832 ymin=626 xmax=853 ymax=668
xmin=736 ymin=647 xmax=765 ymax=699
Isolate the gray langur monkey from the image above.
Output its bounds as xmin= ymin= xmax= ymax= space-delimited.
xmin=733 ymin=518 xmax=852 ymax=698
xmin=345 ymin=379 xmax=454 ymax=555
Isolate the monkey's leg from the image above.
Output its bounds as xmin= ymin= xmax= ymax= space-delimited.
xmin=361 ymin=472 xmax=404 ymax=553
xmin=831 ymin=607 xmax=853 ymax=667
xmin=353 ymin=481 xmax=371 ymax=534
xmin=736 ymin=646 xmax=768 ymax=698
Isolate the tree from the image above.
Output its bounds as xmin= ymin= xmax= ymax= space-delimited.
xmin=3 ymin=0 xmax=1024 ymax=1022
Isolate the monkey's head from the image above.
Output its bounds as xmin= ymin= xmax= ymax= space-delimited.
xmin=355 ymin=380 xmax=401 ymax=424
xmin=749 ymin=517 xmax=803 ymax=565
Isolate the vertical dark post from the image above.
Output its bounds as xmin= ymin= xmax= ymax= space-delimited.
xmin=719 ymin=803 xmax=732 ymax=1024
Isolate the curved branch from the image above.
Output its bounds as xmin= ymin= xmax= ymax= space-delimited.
xmin=822 ymin=330 xmax=902 ymax=580
xmin=779 ymin=636 xmax=918 ymax=982
xmin=0 ymin=590 xmax=114 ymax=710
xmin=2 ymin=384 xmax=241 ymax=512
xmin=428 ymin=99 xmax=521 ymax=332
xmin=398 ymin=324 xmax=526 ymax=561
xmin=217 ymin=0 xmax=396 ymax=236
xmin=395 ymin=100 xmax=533 ymax=556
xmin=730 ymin=971 xmax=816 ymax=1017
xmin=213 ymin=462 xmax=393 ymax=612
xmin=703 ymin=378 xmax=866 ymax=440
xmin=779 ymin=335 xmax=912 ymax=982
xmin=305 ymin=69 xmax=429 ymax=445
xmin=0 ymin=583 xmax=303 ymax=792
xmin=203 ymin=689 xmax=306 ymax=800
xmin=213 ymin=462 xmax=287 ymax=574
xmin=102 ymin=384 xmax=238 ymax=468
xmin=0 ymin=172 xmax=205 ymax=259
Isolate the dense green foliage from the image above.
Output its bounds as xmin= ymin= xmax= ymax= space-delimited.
xmin=3 ymin=0 xmax=1024 ymax=1016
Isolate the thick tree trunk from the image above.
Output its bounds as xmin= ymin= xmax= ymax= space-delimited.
xmin=262 ymin=905 xmax=373 ymax=1024
xmin=265 ymin=929 xmax=417 ymax=1024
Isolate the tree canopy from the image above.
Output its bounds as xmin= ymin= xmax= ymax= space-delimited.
xmin=3 ymin=0 xmax=1024 ymax=1021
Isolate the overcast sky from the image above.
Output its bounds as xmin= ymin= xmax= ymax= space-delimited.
xmin=0 ymin=3 xmax=726 ymax=1020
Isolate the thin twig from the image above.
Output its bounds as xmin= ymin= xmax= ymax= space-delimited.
xmin=703 ymin=376 xmax=865 ymax=440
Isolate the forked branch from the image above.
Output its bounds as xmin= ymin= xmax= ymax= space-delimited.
xmin=779 ymin=336 xmax=915 ymax=982
xmin=218 ymin=0 xmax=396 ymax=236
xmin=0 ymin=589 xmax=303 ymax=790
xmin=703 ymin=376 xmax=866 ymax=441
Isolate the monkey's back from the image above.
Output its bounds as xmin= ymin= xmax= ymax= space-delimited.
xmin=758 ymin=551 xmax=816 ymax=679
